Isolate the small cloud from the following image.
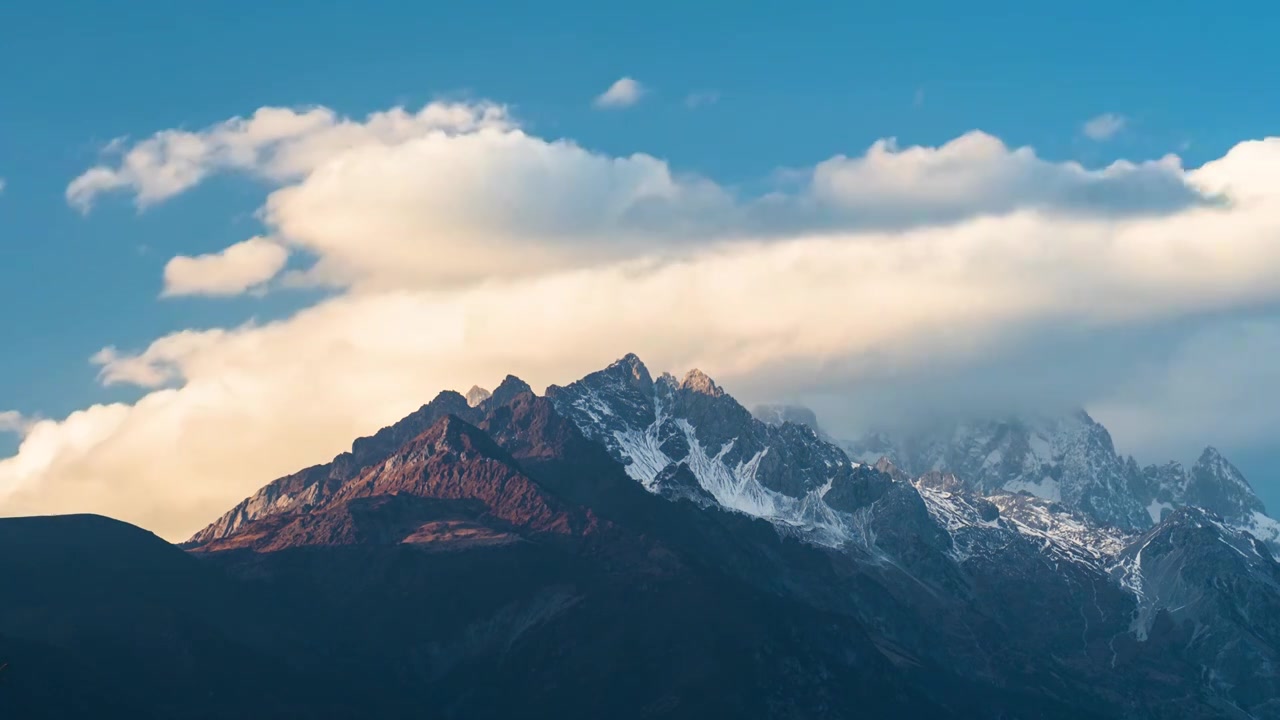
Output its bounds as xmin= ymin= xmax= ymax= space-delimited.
xmin=1083 ymin=113 xmax=1127 ymax=141
xmin=913 ymin=88 xmax=925 ymax=108
xmin=0 ymin=410 xmax=31 ymax=436
xmin=594 ymin=77 xmax=645 ymax=109
xmin=162 ymin=236 xmax=289 ymax=297
xmin=685 ymin=90 xmax=720 ymax=109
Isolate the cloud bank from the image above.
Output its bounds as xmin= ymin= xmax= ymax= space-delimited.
xmin=4 ymin=99 xmax=1280 ymax=539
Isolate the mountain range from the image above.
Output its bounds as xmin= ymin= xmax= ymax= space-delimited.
xmin=2 ymin=354 xmax=1278 ymax=719
xmin=842 ymin=410 xmax=1280 ymax=547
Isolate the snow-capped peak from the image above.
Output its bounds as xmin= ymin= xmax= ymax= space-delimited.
xmin=465 ymin=385 xmax=492 ymax=407
xmin=845 ymin=410 xmax=1150 ymax=530
xmin=547 ymin=354 xmax=881 ymax=547
xmin=844 ymin=410 xmax=1278 ymax=552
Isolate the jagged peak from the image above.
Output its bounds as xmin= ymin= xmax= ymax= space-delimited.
xmin=603 ymin=353 xmax=653 ymax=389
xmin=427 ymin=389 xmax=470 ymax=409
xmin=465 ymin=385 xmax=492 ymax=408
xmin=1196 ymin=445 xmax=1228 ymax=465
xmin=1142 ymin=459 xmax=1187 ymax=479
xmin=873 ymin=457 xmax=912 ymax=483
xmin=494 ymin=374 xmax=532 ymax=393
xmin=612 ymin=352 xmax=645 ymax=369
xmin=424 ymin=413 xmax=504 ymax=456
xmin=489 ymin=374 xmax=534 ymax=408
xmin=1192 ymin=446 xmax=1251 ymax=485
xmin=679 ymin=368 xmax=724 ymax=397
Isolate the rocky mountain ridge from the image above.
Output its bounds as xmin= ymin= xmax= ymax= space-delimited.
xmin=839 ymin=411 xmax=1278 ymax=549
xmin=10 ymin=353 xmax=1279 ymax=719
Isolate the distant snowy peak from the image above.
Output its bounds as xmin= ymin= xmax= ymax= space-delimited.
xmin=1185 ymin=446 xmax=1266 ymax=517
xmin=464 ymin=385 xmax=491 ymax=407
xmin=846 ymin=411 xmax=1150 ymax=530
xmin=1138 ymin=446 xmax=1272 ymax=547
xmin=846 ymin=411 xmax=1277 ymax=550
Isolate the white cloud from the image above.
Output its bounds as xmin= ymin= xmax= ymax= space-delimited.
xmin=0 ymin=411 xmax=29 ymax=435
xmin=261 ymin=128 xmax=732 ymax=290
xmin=68 ymin=107 xmax=1211 ymax=295
xmin=804 ymin=132 xmax=1207 ymax=224
xmin=163 ymin=237 xmax=289 ymax=297
xmin=594 ymin=77 xmax=645 ymax=109
xmin=5 ymin=100 xmax=1280 ymax=540
xmin=66 ymin=102 xmax=511 ymax=211
xmin=1083 ymin=112 xmax=1127 ymax=141
xmin=91 ymin=329 xmax=233 ymax=388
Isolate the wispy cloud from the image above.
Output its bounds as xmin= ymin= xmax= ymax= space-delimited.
xmin=685 ymin=90 xmax=720 ymax=109
xmin=913 ymin=88 xmax=925 ymax=108
xmin=594 ymin=77 xmax=645 ymax=109
xmin=1083 ymin=112 xmax=1127 ymax=141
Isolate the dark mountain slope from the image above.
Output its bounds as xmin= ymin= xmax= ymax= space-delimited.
xmin=0 ymin=515 xmax=345 ymax=719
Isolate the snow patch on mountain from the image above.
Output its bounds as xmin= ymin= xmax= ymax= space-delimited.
xmin=611 ymin=393 xmax=852 ymax=546
xmin=549 ymin=356 xmax=880 ymax=548
xmin=550 ymin=354 xmax=1280 ymax=644
xmin=1240 ymin=510 xmax=1280 ymax=547
xmin=917 ymin=483 xmax=1129 ymax=569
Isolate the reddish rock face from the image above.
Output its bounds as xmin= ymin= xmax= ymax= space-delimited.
xmin=187 ymin=389 xmax=483 ymax=545
xmin=334 ymin=415 xmax=594 ymax=537
xmin=195 ymin=414 xmax=596 ymax=553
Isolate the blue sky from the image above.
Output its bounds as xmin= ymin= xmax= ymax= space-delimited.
xmin=2 ymin=0 xmax=1280 ymax=531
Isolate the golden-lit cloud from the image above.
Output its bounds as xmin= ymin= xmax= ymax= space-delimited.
xmin=4 ymin=101 xmax=1279 ymax=539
